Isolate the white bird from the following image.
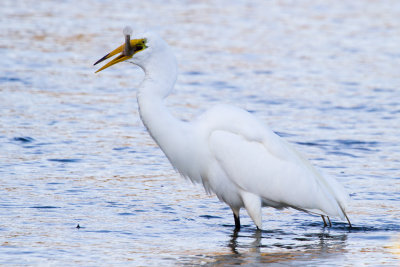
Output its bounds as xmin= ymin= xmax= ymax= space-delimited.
xmin=94 ymin=27 xmax=351 ymax=230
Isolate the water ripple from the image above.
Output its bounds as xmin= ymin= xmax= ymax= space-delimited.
xmin=1 ymin=0 xmax=399 ymax=266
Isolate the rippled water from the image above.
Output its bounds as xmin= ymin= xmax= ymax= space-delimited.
xmin=1 ymin=0 xmax=400 ymax=265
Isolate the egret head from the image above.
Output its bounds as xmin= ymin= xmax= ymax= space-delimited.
xmin=94 ymin=26 xmax=150 ymax=73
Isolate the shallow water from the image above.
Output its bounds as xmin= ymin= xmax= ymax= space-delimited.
xmin=1 ymin=0 xmax=400 ymax=265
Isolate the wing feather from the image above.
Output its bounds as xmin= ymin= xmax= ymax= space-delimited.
xmin=206 ymin=107 xmax=348 ymax=219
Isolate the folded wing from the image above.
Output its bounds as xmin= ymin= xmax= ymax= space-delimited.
xmin=206 ymin=106 xmax=349 ymax=219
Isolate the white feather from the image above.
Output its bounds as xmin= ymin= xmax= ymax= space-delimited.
xmin=103 ymin=31 xmax=351 ymax=229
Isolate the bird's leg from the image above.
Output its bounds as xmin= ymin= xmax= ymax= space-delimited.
xmin=233 ymin=212 xmax=241 ymax=230
xmin=345 ymin=214 xmax=352 ymax=228
xmin=321 ymin=215 xmax=327 ymax=227
xmin=327 ymin=216 xmax=332 ymax=227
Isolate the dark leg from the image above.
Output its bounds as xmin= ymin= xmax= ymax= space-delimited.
xmin=327 ymin=216 xmax=332 ymax=227
xmin=345 ymin=214 xmax=352 ymax=228
xmin=234 ymin=213 xmax=240 ymax=230
xmin=321 ymin=215 xmax=327 ymax=227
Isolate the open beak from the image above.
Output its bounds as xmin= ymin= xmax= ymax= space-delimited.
xmin=94 ymin=45 xmax=132 ymax=73
xmin=94 ymin=36 xmax=146 ymax=73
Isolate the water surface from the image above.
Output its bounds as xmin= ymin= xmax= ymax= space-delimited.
xmin=1 ymin=0 xmax=399 ymax=265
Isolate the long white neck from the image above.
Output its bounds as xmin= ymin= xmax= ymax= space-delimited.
xmin=136 ymin=44 xmax=189 ymax=169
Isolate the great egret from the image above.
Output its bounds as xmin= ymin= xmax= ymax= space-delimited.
xmin=94 ymin=27 xmax=351 ymax=230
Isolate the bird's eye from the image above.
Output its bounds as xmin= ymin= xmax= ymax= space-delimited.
xmin=136 ymin=39 xmax=147 ymax=51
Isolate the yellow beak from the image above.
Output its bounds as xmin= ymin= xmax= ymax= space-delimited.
xmin=94 ymin=39 xmax=145 ymax=73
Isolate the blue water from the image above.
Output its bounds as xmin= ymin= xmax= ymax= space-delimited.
xmin=1 ymin=0 xmax=399 ymax=265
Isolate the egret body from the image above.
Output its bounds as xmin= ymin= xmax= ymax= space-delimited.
xmin=94 ymin=28 xmax=351 ymax=229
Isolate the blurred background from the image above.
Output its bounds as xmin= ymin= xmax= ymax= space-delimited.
xmin=1 ymin=0 xmax=399 ymax=265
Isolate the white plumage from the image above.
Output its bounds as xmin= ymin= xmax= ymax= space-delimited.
xmin=95 ymin=30 xmax=351 ymax=229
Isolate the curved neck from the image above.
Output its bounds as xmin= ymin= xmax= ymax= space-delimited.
xmin=136 ymin=48 xmax=189 ymax=166
xmin=137 ymin=78 xmax=182 ymax=140
xmin=138 ymin=42 xmax=178 ymax=99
